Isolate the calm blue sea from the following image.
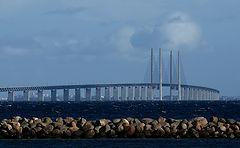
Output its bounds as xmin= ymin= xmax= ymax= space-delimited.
xmin=0 ymin=101 xmax=239 ymax=148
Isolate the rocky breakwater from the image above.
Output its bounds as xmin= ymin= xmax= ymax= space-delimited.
xmin=0 ymin=116 xmax=240 ymax=139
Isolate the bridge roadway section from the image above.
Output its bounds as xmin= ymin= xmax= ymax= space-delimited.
xmin=0 ymin=83 xmax=220 ymax=101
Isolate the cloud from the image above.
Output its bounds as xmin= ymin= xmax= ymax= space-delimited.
xmin=45 ymin=7 xmax=85 ymax=15
xmin=1 ymin=46 xmax=27 ymax=55
xmin=130 ymin=12 xmax=205 ymax=52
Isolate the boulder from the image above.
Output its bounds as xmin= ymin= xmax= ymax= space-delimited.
xmin=43 ymin=117 xmax=52 ymax=125
xmin=125 ymin=125 xmax=135 ymax=136
xmin=78 ymin=118 xmax=87 ymax=127
xmin=219 ymin=118 xmax=226 ymax=123
xmin=158 ymin=117 xmax=166 ymax=123
xmin=219 ymin=125 xmax=226 ymax=132
xmin=193 ymin=117 xmax=208 ymax=127
xmin=210 ymin=116 xmax=218 ymax=124
xmin=52 ymin=129 xmax=61 ymax=136
xmin=180 ymin=123 xmax=187 ymax=130
xmin=82 ymin=122 xmax=94 ymax=132
xmin=95 ymin=119 xmax=108 ymax=126
xmin=227 ymin=119 xmax=236 ymax=124
xmin=84 ymin=129 xmax=95 ymax=138
xmin=116 ymin=125 xmax=124 ymax=133
xmin=145 ymin=125 xmax=152 ymax=131
xmin=64 ymin=117 xmax=74 ymax=125
xmin=142 ymin=118 xmax=153 ymax=125
xmin=136 ymin=123 xmax=145 ymax=133
xmin=94 ymin=126 xmax=102 ymax=134
xmin=113 ymin=118 xmax=121 ymax=124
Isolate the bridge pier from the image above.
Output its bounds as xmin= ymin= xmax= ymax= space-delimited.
xmin=128 ymin=87 xmax=134 ymax=100
xmin=75 ymin=88 xmax=81 ymax=101
xmin=63 ymin=89 xmax=69 ymax=101
xmin=38 ymin=90 xmax=44 ymax=101
xmin=191 ymin=88 xmax=194 ymax=100
xmin=23 ymin=90 xmax=30 ymax=101
xmin=121 ymin=87 xmax=127 ymax=100
xmin=135 ymin=87 xmax=140 ymax=100
xmin=86 ymin=88 xmax=91 ymax=99
xmin=8 ymin=91 xmax=14 ymax=101
xmin=141 ymin=86 xmax=147 ymax=100
xmin=181 ymin=87 xmax=184 ymax=100
xmin=96 ymin=87 xmax=101 ymax=100
xmin=51 ymin=89 xmax=57 ymax=101
xmin=105 ymin=87 xmax=111 ymax=100
xmin=113 ymin=87 xmax=119 ymax=100
xmin=147 ymin=86 xmax=153 ymax=100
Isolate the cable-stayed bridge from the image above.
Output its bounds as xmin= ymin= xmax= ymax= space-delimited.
xmin=0 ymin=48 xmax=219 ymax=101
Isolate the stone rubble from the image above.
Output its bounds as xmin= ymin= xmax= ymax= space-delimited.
xmin=0 ymin=116 xmax=239 ymax=139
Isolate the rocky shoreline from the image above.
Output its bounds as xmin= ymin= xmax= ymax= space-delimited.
xmin=0 ymin=116 xmax=239 ymax=139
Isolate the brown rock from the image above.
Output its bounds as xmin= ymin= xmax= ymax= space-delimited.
xmin=193 ymin=117 xmax=208 ymax=127
xmin=96 ymin=119 xmax=108 ymax=126
xmin=107 ymin=129 xmax=116 ymax=137
xmin=219 ymin=118 xmax=226 ymax=123
xmin=43 ymin=117 xmax=52 ymax=125
xmin=232 ymin=124 xmax=239 ymax=131
xmin=125 ymin=125 xmax=135 ymax=136
xmin=64 ymin=130 xmax=72 ymax=137
xmin=34 ymin=127 xmax=42 ymax=133
xmin=153 ymin=124 xmax=162 ymax=131
xmin=84 ymin=129 xmax=95 ymax=138
xmin=195 ymin=123 xmax=202 ymax=131
xmin=210 ymin=116 xmax=218 ymax=124
xmin=136 ymin=123 xmax=145 ymax=133
xmin=181 ymin=123 xmax=187 ymax=130
xmin=134 ymin=118 xmax=141 ymax=124
xmin=43 ymin=125 xmax=54 ymax=135
xmin=220 ymin=125 xmax=226 ymax=132
xmin=74 ymin=130 xmax=84 ymax=137
xmin=145 ymin=124 xmax=152 ymax=131
xmin=52 ymin=129 xmax=61 ymax=136
xmin=64 ymin=117 xmax=74 ymax=124
xmin=151 ymin=120 xmax=158 ymax=126
xmin=113 ymin=118 xmax=121 ymax=124
xmin=94 ymin=126 xmax=102 ymax=134
xmin=116 ymin=125 xmax=124 ymax=133
xmin=227 ymin=119 xmax=236 ymax=124
xmin=158 ymin=117 xmax=166 ymax=122
xmin=69 ymin=126 xmax=79 ymax=133
xmin=142 ymin=118 xmax=153 ymax=125
xmin=126 ymin=117 xmax=134 ymax=124
xmin=82 ymin=122 xmax=94 ymax=131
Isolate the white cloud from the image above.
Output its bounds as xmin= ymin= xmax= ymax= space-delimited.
xmin=160 ymin=12 xmax=202 ymax=50
xmin=2 ymin=46 xmax=27 ymax=55
xmin=131 ymin=12 xmax=206 ymax=52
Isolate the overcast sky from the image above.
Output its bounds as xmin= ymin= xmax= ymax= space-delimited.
xmin=0 ymin=0 xmax=239 ymax=96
